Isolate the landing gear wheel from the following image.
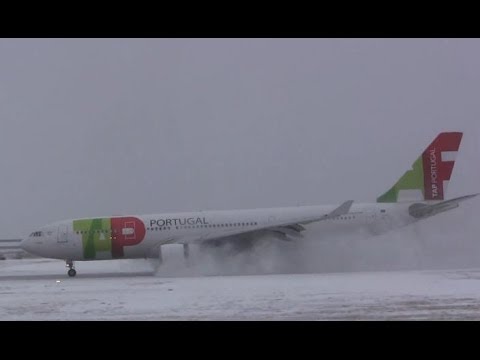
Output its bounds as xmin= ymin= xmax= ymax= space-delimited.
xmin=68 ymin=268 xmax=77 ymax=277
xmin=66 ymin=259 xmax=76 ymax=277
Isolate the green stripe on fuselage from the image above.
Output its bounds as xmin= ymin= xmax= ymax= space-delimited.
xmin=73 ymin=218 xmax=111 ymax=259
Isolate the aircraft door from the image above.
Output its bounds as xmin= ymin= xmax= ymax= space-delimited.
xmin=57 ymin=224 xmax=69 ymax=244
xmin=364 ymin=209 xmax=377 ymax=224
xmin=378 ymin=209 xmax=393 ymax=231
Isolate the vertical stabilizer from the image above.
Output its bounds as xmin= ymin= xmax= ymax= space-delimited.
xmin=377 ymin=132 xmax=463 ymax=203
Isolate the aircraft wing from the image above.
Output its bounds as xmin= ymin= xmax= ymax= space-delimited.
xmin=264 ymin=200 xmax=354 ymax=240
xmin=300 ymin=200 xmax=354 ymax=223
xmin=408 ymin=193 xmax=479 ymax=219
xmin=196 ymin=200 xmax=354 ymax=243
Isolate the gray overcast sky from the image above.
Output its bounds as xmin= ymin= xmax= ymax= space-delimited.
xmin=1 ymin=39 xmax=479 ymax=240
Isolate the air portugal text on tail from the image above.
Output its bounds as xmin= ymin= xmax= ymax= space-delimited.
xmin=19 ymin=131 xmax=478 ymax=277
xmin=377 ymin=132 xmax=463 ymax=203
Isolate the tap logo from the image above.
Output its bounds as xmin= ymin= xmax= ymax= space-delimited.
xmin=428 ymin=148 xmax=438 ymax=198
xmin=422 ymin=132 xmax=462 ymax=201
xmin=73 ymin=217 xmax=146 ymax=259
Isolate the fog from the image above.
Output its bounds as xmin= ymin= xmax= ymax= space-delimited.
xmin=1 ymin=38 xmax=480 ymax=275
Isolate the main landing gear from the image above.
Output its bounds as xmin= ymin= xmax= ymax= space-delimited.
xmin=183 ymin=244 xmax=190 ymax=266
xmin=66 ymin=259 xmax=76 ymax=277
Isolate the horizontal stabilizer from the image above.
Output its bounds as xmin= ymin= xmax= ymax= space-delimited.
xmin=408 ymin=193 xmax=479 ymax=219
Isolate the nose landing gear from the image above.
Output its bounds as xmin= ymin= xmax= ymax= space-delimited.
xmin=66 ymin=259 xmax=76 ymax=277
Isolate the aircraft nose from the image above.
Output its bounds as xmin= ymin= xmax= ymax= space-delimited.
xmin=21 ymin=236 xmax=41 ymax=255
xmin=20 ymin=237 xmax=32 ymax=252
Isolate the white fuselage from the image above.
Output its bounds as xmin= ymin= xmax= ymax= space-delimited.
xmin=21 ymin=202 xmax=416 ymax=261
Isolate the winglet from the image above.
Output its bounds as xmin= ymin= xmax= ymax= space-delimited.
xmin=324 ymin=200 xmax=354 ymax=219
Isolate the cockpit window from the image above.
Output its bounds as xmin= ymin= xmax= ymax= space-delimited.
xmin=30 ymin=231 xmax=43 ymax=237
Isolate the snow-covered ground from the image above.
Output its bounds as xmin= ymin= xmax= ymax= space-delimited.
xmin=2 ymin=258 xmax=480 ymax=320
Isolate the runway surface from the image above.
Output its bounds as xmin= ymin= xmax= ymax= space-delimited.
xmin=2 ymin=258 xmax=480 ymax=320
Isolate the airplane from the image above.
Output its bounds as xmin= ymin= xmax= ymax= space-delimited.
xmin=19 ymin=132 xmax=477 ymax=277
